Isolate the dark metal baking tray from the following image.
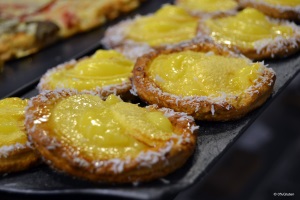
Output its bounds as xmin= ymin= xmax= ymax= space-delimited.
xmin=1 ymin=0 xmax=300 ymax=199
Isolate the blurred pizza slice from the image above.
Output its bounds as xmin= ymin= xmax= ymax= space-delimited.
xmin=0 ymin=0 xmax=55 ymax=19
xmin=27 ymin=0 xmax=145 ymax=38
xmin=0 ymin=0 xmax=145 ymax=62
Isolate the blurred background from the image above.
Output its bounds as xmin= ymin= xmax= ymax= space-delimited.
xmin=175 ymin=74 xmax=300 ymax=200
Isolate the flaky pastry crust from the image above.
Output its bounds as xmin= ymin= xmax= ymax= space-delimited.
xmin=38 ymin=59 xmax=132 ymax=100
xmin=175 ymin=0 xmax=239 ymax=18
xmin=25 ymin=90 xmax=198 ymax=183
xmin=238 ymin=0 xmax=300 ymax=22
xmin=101 ymin=18 xmax=157 ymax=61
xmin=197 ymin=11 xmax=300 ymax=60
xmin=0 ymin=97 xmax=40 ymax=173
xmin=101 ymin=9 xmax=198 ymax=61
xmin=132 ymin=41 xmax=276 ymax=121
xmin=0 ymin=144 xmax=39 ymax=173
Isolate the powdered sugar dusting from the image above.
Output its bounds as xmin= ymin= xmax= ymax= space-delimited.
xmin=211 ymin=105 xmax=215 ymax=115
xmin=38 ymin=58 xmax=132 ymax=98
xmin=101 ymin=19 xmax=133 ymax=49
xmin=130 ymin=81 xmax=138 ymax=96
xmin=254 ymin=34 xmax=300 ymax=55
xmin=37 ymin=60 xmax=76 ymax=91
xmin=115 ymin=41 xmax=154 ymax=61
xmin=135 ymin=60 xmax=275 ymax=116
xmin=0 ymin=142 xmax=29 ymax=158
xmin=136 ymin=140 xmax=174 ymax=168
xmin=244 ymin=67 xmax=276 ymax=96
xmin=197 ymin=10 xmax=300 ymax=58
xmin=253 ymin=18 xmax=300 ymax=54
xmin=25 ymin=90 xmax=196 ymax=177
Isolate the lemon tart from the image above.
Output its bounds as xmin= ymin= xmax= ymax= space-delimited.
xmin=175 ymin=0 xmax=238 ymax=17
xmin=101 ymin=4 xmax=199 ymax=61
xmin=25 ymin=90 xmax=198 ymax=183
xmin=238 ymin=0 xmax=300 ymax=21
xmin=38 ymin=50 xmax=134 ymax=99
xmin=199 ymin=8 xmax=300 ymax=60
xmin=0 ymin=98 xmax=39 ymax=173
xmin=132 ymin=42 xmax=276 ymax=121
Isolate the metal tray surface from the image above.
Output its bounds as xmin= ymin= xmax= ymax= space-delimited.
xmin=0 ymin=0 xmax=300 ymax=199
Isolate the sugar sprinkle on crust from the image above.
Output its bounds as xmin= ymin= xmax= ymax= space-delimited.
xmin=0 ymin=98 xmax=40 ymax=173
xmin=38 ymin=58 xmax=132 ymax=100
xmin=0 ymin=142 xmax=30 ymax=158
xmin=101 ymin=16 xmax=155 ymax=61
xmin=197 ymin=11 xmax=300 ymax=60
xmin=25 ymin=89 xmax=197 ymax=183
xmin=175 ymin=0 xmax=239 ymax=18
xmin=132 ymin=41 xmax=276 ymax=121
xmin=238 ymin=0 xmax=300 ymax=21
xmin=101 ymin=13 xmax=201 ymax=61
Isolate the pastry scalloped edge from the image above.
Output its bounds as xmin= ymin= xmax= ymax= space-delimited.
xmin=132 ymin=42 xmax=276 ymax=120
xmin=25 ymin=89 xmax=198 ymax=178
xmin=197 ymin=14 xmax=300 ymax=59
xmin=101 ymin=12 xmax=201 ymax=61
xmin=239 ymin=0 xmax=300 ymax=13
xmin=174 ymin=0 xmax=239 ymax=18
xmin=37 ymin=59 xmax=132 ymax=99
xmin=130 ymin=40 xmax=270 ymax=105
xmin=0 ymin=141 xmax=31 ymax=158
xmin=133 ymin=64 xmax=274 ymax=109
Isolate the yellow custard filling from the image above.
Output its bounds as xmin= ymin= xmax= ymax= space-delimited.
xmin=49 ymin=94 xmax=174 ymax=160
xmin=177 ymin=0 xmax=237 ymax=13
xmin=45 ymin=50 xmax=133 ymax=91
xmin=126 ymin=5 xmax=198 ymax=46
xmin=205 ymin=8 xmax=294 ymax=49
xmin=148 ymin=51 xmax=262 ymax=97
xmin=259 ymin=0 xmax=300 ymax=7
xmin=0 ymin=98 xmax=28 ymax=147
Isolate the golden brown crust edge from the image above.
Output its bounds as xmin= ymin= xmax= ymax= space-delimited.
xmin=132 ymin=42 xmax=276 ymax=121
xmin=175 ymin=0 xmax=239 ymax=18
xmin=197 ymin=12 xmax=300 ymax=60
xmin=234 ymin=41 xmax=300 ymax=60
xmin=25 ymin=90 xmax=197 ymax=183
xmin=0 ymin=147 xmax=40 ymax=174
xmin=101 ymin=13 xmax=200 ymax=62
xmin=38 ymin=59 xmax=133 ymax=100
xmin=0 ymin=0 xmax=145 ymax=62
xmin=238 ymin=0 xmax=300 ymax=22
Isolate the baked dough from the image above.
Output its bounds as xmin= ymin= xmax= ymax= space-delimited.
xmin=101 ymin=4 xmax=199 ymax=61
xmin=0 ymin=98 xmax=39 ymax=173
xmin=0 ymin=0 xmax=145 ymax=62
xmin=238 ymin=0 xmax=300 ymax=22
xmin=197 ymin=8 xmax=300 ymax=60
xmin=132 ymin=41 xmax=276 ymax=121
xmin=25 ymin=90 xmax=198 ymax=183
xmin=0 ymin=20 xmax=59 ymax=62
xmin=38 ymin=50 xmax=134 ymax=100
xmin=175 ymin=0 xmax=239 ymax=17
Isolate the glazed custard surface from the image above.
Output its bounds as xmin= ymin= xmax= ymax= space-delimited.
xmin=205 ymin=8 xmax=294 ymax=49
xmin=126 ymin=5 xmax=198 ymax=46
xmin=49 ymin=94 xmax=174 ymax=160
xmin=46 ymin=50 xmax=133 ymax=90
xmin=177 ymin=0 xmax=237 ymax=12
xmin=0 ymin=98 xmax=28 ymax=147
xmin=148 ymin=51 xmax=262 ymax=97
